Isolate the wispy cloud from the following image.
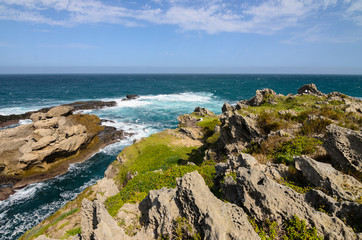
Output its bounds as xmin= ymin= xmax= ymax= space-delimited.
xmin=0 ymin=0 xmax=360 ymax=37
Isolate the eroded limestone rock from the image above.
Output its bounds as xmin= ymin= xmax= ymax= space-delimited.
xmin=324 ymin=124 xmax=362 ymax=173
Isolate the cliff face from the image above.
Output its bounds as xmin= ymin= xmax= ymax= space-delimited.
xmin=22 ymin=84 xmax=362 ymax=240
xmin=0 ymin=105 xmax=124 ymax=200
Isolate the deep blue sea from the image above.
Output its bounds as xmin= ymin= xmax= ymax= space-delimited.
xmin=0 ymin=74 xmax=361 ymax=240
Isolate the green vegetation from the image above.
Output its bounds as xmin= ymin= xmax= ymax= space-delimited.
xmin=273 ymin=136 xmax=322 ymax=165
xmin=284 ymin=215 xmax=322 ymax=240
xmin=247 ymin=135 xmax=322 ymax=165
xmin=106 ymin=115 xmax=221 ymax=217
xmin=19 ymin=208 xmax=79 ymax=240
xmin=249 ymin=215 xmax=323 ymax=240
xmin=62 ymin=227 xmax=81 ymax=239
xmin=239 ymin=94 xmax=361 ymax=135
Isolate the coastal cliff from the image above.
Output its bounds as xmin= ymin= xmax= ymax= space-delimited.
xmin=0 ymin=104 xmax=124 ymax=200
xmin=20 ymin=84 xmax=362 ymax=240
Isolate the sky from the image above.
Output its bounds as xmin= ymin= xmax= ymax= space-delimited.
xmin=0 ymin=0 xmax=362 ymax=74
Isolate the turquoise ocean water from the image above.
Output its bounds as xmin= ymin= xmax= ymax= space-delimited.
xmin=0 ymin=74 xmax=361 ymax=239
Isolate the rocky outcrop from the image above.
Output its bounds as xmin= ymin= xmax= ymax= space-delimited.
xmin=245 ymin=88 xmax=277 ymax=106
xmin=323 ymin=124 xmax=362 ymax=173
xmin=0 ymin=105 xmax=125 ymax=200
xmin=81 ymin=199 xmax=128 ymax=240
xmin=217 ymin=154 xmax=357 ymax=239
xmin=140 ymin=171 xmax=259 ymax=239
xmin=219 ymin=111 xmax=261 ymax=153
xmin=298 ymin=83 xmax=325 ymax=96
xmin=295 ymin=156 xmax=362 ymax=202
xmin=122 ymin=95 xmax=139 ymax=101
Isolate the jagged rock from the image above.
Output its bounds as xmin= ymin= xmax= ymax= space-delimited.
xmin=139 ymin=171 xmax=260 ymax=239
xmin=219 ymin=153 xmax=356 ymax=239
xmin=222 ymin=102 xmax=234 ymax=112
xmin=193 ymin=107 xmax=215 ymax=116
xmin=220 ymin=112 xmax=261 ymax=153
xmin=45 ymin=106 xmax=73 ymax=118
xmin=305 ymin=189 xmax=362 ymax=229
xmin=298 ymin=83 xmax=325 ymax=96
xmin=295 ymin=156 xmax=362 ymax=202
xmin=177 ymin=115 xmax=198 ymax=128
xmin=81 ymin=199 xmax=128 ymax=240
xmin=246 ymin=89 xmax=276 ymax=106
xmin=323 ymin=124 xmax=362 ymax=173
xmin=122 ymin=95 xmax=139 ymax=101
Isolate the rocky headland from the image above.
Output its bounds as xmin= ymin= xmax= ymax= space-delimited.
xmin=0 ymin=102 xmax=124 ymax=200
xmin=20 ymin=84 xmax=362 ymax=240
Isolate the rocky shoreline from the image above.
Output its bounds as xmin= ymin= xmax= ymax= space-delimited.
xmin=0 ymin=101 xmax=124 ymax=200
xmin=0 ymin=100 xmax=116 ymax=128
xmin=18 ymin=84 xmax=362 ymax=240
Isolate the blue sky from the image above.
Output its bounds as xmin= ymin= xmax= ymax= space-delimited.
xmin=0 ymin=0 xmax=362 ymax=74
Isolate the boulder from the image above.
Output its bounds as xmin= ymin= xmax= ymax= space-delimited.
xmin=30 ymin=112 xmax=46 ymax=122
xmin=295 ymin=156 xmax=362 ymax=202
xmin=246 ymin=89 xmax=276 ymax=106
xmin=56 ymin=134 xmax=88 ymax=153
xmin=298 ymin=83 xmax=325 ymax=96
xmin=45 ymin=106 xmax=73 ymax=118
xmin=323 ymin=124 xmax=362 ymax=173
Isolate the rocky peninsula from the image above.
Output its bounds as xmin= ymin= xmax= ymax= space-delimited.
xmin=0 ymin=102 xmax=124 ymax=200
xmin=20 ymin=84 xmax=362 ymax=240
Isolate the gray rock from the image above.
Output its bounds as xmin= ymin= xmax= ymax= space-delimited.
xmin=323 ymin=124 xmax=362 ymax=173
xmin=218 ymin=153 xmax=356 ymax=239
xmin=45 ymin=106 xmax=73 ymax=118
xmin=193 ymin=107 xmax=215 ymax=116
xmin=81 ymin=198 xmax=129 ymax=240
xmin=235 ymin=166 xmax=355 ymax=239
xmin=295 ymin=156 xmax=362 ymax=202
xmin=140 ymin=171 xmax=260 ymax=240
xmin=222 ymin=102 xmax=234 ymax=113
xmin=305 ymin=189 xmax=362 ymax=232
xmin=246 ymin=89 xmax=276 ymax=107
xmin=298 ymin=83 xmax=325 ymax=96
xmin=220 ymin=112 xmax=261 ymax=154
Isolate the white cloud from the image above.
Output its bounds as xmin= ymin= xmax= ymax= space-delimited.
xmin=0 ymin=0 xmax=360 ymax=36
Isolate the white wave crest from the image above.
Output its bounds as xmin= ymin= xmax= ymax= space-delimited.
xmin=140 ymin=92 xmax=213 ymax=102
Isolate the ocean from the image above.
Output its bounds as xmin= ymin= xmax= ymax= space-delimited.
xmin=0 ymin=74 xmax=361 ymax=240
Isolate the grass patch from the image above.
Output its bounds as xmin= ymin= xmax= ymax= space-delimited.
xmin=249 ymin=215 xmax=322 ymax=240
xmin=106 ymin=163 xmax=216 ymax=217
xmin=273 ymin=136 xmax=322 ymax=165
xmin=62 ymin=227 xmax=81 ymax=239
xmin=19 ymin=208 xmax=79 ymax=240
